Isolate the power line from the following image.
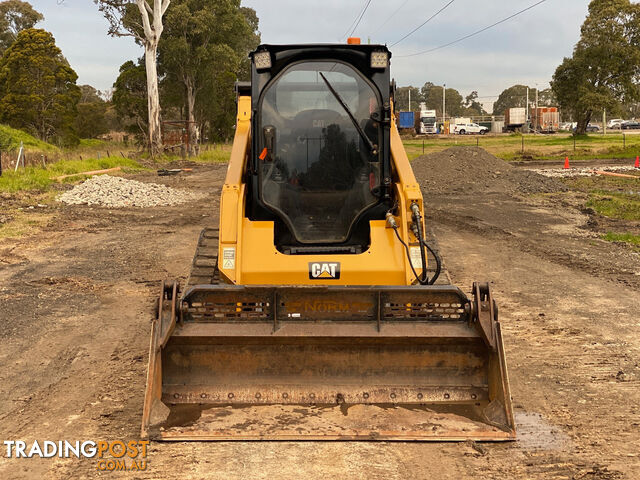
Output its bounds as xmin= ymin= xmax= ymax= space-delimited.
xmin=397 ymin=0 xmax=548 ymax=57
xmin=391 ymin=0 xmax=456 ymax=47
xmin=372 ymin=0 xmax=411 ymax=34
xmin=342 ymin=0 xmax=373 ymax=40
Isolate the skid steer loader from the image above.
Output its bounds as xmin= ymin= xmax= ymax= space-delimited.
xmin=142 ymin=40 xmax=515 ymax=441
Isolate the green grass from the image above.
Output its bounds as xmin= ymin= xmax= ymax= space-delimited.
xmin=601 ymin=232 xmax=640 ymax=248
xmin=586 ymin=192 xmax=640 ymax=221
xmin=402 ymin=133 xmax=640 ymax=162
xmin=0 ymin=124 xmax=59 ymax=153
xmin=0 ymin=156 xmax=143 ymax=192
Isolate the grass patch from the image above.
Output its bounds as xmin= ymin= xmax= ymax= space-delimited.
xmin=586 ymin=192 xmax=640 ymax=221
xmin=601 ymin=232 xmax=640 ymax=249
xmin=0 ymin=156 xmax=144 ymax=192
xmin=0 ymin=124 xmax=59 ymax=153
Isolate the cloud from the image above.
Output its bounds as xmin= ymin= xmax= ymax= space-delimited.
xmin=33 ymin=0 xmax=591 ymax=99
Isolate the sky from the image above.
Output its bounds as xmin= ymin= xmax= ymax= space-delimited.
xmin=32 ymin=0 xmax=591 ymax=111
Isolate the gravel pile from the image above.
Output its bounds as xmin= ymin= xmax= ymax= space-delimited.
xmin=57 ymin=175 xmax=204 ymax=208
xmin=412 ymin=147 xmax=567 ymax=195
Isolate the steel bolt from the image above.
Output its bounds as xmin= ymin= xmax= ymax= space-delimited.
xmin=200 ymin=393 xmax=207 ymax=399
xmin=255 ymin=393 xmax=261 ymax=399
xmin=282 ymin=392 xmax=288 ymax=399
xmin=444 ymin=393 xmax=450 ymax=399
xmin=363 ymin=392 xmax=369 ymax=399
xmin=228 ymin=393 xmax=234 ymax=399
xmin=417 ymin=393 xmax=423 ymax=400
xmin=173 ymin=393 xmax=180 ymax=399
xmin=390 ymin=393 xmax=396 ymax=399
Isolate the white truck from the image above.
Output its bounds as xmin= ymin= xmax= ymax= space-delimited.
xmin=453 ymin=123 xmax=489 ymax=135
xmin=419 ymin=103 xmax=438 ymax=134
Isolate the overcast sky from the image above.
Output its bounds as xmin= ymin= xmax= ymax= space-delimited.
xmin=33 ymin=0 xmax=591 ymax=110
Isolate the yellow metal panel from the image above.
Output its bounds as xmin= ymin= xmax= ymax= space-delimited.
xmin=238 ymin=220 xmax=409 ymax=285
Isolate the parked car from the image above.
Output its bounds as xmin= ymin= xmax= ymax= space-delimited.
xmin=607 ymin=118 xmax=625 ymax=129
xmin=573 ymin=123 xmax=600 ymax=133
xmin=559 ymin=122 xmax=574 ymax=131
xmin=453 ymin=123 xmax=488 ymax=135
xmin=621 ymin=121 xmax=640 ymax=130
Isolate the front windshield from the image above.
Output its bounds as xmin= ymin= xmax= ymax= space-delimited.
xmin=259 ymin=61 xmax=381 ymax=244
xmin=421 ymin=116 xmax=436 ymax=124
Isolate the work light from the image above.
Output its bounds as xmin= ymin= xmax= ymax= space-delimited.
xmin=370 ymin=51 xmax=388 ymax=69
xmin=254 ymin=51 xmax=272 ymax=70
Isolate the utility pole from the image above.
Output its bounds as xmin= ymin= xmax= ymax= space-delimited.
xmin=443 ymin=84 xmax=446 ymax=124
xmin=408 ymin=89 xmax=411 ymax=111
xmin=534 ymin=87 xmax=539 ymax=133
xmin=526 ymin=87 xmax=529 ymax=133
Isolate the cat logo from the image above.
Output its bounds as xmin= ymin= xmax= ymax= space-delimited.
xmin=308 ymin=262 xmax=341 ymax=280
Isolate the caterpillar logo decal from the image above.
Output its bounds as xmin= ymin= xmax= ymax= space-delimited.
xmin=309 ymin=262 xmax=340 ymax=280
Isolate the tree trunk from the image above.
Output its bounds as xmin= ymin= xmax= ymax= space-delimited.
xmin=185 ymin=77 xmax=198 ymax=156
xmin=575 ymin=110 xmax=592 ymax=135
xmin=144 ymin=42 xmax=163 ymax=155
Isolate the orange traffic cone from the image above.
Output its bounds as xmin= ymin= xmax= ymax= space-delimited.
xmin=635 ymin=156 xmax=639 ymax=169
xmin=563 ymin=156 xmax=570 ymax=169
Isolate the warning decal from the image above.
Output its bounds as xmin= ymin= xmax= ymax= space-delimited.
xmin=222 ymin=247 xmax=236 ymax=270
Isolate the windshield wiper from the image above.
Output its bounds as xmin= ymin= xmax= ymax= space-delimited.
xmin=318 ymin=72 xmax=378 ymax=155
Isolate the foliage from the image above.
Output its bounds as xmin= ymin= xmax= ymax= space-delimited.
xmin=112 ymin=59 xmax=148 ymax=140
xmin=0 ymin=28 xmax=80 ymax=146
xmin=158 ymin=0 xmax=260 ymax=143
xmin=586 ymin=191 xmax=640 ymax=221
xmin=0 ymin=0 xmax=43 ymax=54
xmin=75 ymin=102 xmax=109 ymax=139
xmin=0 ymin=155 xmax=142 ymax=192
xmin=0 ymin=123 xmax=58 ymax=152
xmin=601 ymin=232 xmax=640 ymax=247
xmin=552 ymin=0 xmax=640 ymax=134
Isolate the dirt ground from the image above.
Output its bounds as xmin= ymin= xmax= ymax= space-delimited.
xmin=1 ymin=155 xmax=639 ymax=479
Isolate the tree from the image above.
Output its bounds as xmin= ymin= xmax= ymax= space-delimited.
xmin=112 ymin=59 xmax=148 ymax=139
xmin=0 ymin=28 xmax=80 ymax=145
xmin=0 ymin=0 xmax=43 ymax=54
xmin=74 ymin=85 xmax=109 ymax=138
xmin=492 ymin=85 xmax=531 ymax=115
xmin=394 ymin=86 xmax=422 ymax=111
xmin=552 ymin=0 xmax=640 ymax=134
xmin=421 ymin=83 xmax=465 ymax=118
xmin=95 ymin=0 xmax=171 ymax=154
xmin=159 ymin=0 xmax=259 ymax=150
xmin=463 ymin=91 xmax=486 ymax=116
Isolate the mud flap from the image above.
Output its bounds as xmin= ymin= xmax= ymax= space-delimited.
xmin=141 ymin=283 xmax=515 ymax=441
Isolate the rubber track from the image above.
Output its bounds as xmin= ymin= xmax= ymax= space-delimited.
xmin=186 ymin=227 xmax=220 ymax=288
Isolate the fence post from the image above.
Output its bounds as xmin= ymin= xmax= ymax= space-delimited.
xmin=422 ymin=139 xmax=424 ymax=154
xmin=521 ymin=135 xmax=524 ymax=153
xmin=623 ymin=133 xmax=626 ymax=149
xmin=573 ymin=134 xmax=576 ymax=152
xmin=476 ymin=137 xmax=479 ymax=148
xmin=0 ymin=151 xmax=3 ymax=177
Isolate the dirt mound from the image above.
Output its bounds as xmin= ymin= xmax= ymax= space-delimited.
xmin=412 ymin=147 xmax=566 ymax=195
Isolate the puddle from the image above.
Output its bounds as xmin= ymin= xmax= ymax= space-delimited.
xmin=515 ymin=411 xmax=570 ymax=451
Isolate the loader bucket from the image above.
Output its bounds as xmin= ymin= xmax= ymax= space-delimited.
xmin=141 ymin=281 xmax=515 ymax=441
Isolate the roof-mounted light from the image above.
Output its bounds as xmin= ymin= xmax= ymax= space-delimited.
xmin=370 ymin=50 xmax=388 ymax=69
xmin=254 ymin=51 xmax=272 ymax=70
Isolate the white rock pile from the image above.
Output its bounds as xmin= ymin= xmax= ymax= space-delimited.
xmin=57 ymin=175 xmax=204 ymax=208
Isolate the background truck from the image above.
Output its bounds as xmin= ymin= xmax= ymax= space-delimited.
xmin=530 ymin=107 xmax=559 ymax=133
xmin=419 ymin=103 xmax=437 ymax=134
xmin=503 ymin=107 xmax=527 ymax=132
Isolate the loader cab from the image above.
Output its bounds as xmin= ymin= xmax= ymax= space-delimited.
xmin=246 ymin=43 xmax=392 ymax=254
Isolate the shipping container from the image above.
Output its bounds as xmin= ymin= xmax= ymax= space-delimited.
xmin=530 ymin=107 xmax=560 ymax=133
xmin=504 ymin=108 xmax=527 ymax=130
xmin=398 ymin=111 xmax=415 ymax=129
